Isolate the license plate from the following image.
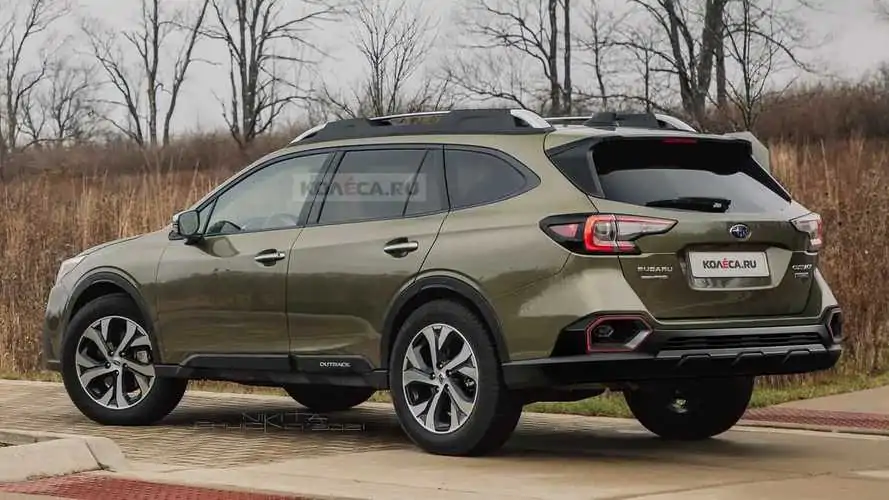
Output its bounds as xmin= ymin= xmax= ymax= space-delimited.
xmin=687 ymin=251 xmax=770 ymax=278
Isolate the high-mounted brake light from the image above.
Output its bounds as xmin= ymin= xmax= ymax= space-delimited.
xmin=661 ymin=137 xmax=698 ymax=144
xmin=541 ymin=214 xmax=676 ymax=255
xmin=791 ymin=212 xmax=823 ymax=252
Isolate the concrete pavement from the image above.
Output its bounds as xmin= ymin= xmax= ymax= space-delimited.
xmin=777 ymin=385 xmax=889 ymax=414
xmin=2 ymin=379 xmax=889 ymax=499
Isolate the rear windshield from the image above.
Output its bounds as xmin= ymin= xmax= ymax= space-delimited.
xmin=550 ymin=138 xmax=791 ymax=214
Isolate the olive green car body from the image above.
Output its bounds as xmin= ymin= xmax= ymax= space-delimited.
xmin=43 ymin=121 xmax=842 ymax=393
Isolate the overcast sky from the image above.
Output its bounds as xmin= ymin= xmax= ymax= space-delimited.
xmin=68 ymin=0 xmax=889 ymax=135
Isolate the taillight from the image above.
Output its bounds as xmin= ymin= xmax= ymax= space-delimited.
xmin=791 ymin=212 xmax=823 ymax=252
xmin=541 ymin=214 xmax=676 ymax=255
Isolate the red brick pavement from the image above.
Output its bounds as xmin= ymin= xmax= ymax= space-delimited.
xmin=744 ymin=407 xmax=889 ymax=432
xmin=0 ymin=473 xmax=311 ymax=500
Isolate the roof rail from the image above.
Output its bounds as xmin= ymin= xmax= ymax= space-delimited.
xmin=290 ymin=108 xmax=553 ymax=145
xmin=544 ymin=112 xmax=697 ymax=133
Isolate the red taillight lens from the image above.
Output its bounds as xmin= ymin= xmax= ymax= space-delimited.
xmin=791 ymin=212 xmax=823 ymax=252
xmin=542 ymin=214 xmax=676 ymax=255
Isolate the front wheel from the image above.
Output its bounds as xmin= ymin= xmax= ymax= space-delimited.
xmin=60 ymin=294 xmax=187 ymax=426
xmin=624 ymin=376 xmax=754 ymax=440
xmin=390 ymin=300 xmax=522 ymax=456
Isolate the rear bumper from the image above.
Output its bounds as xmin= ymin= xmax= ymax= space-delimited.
xmin=503 ymin=320 xmax=842 ymax=389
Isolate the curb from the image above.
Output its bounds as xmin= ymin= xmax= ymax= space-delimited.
xmin=0 ymin=429 xmax=129 ymax=483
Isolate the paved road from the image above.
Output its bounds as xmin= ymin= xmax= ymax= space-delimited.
xmin=2 ymin=380 xmax=889 ymax=499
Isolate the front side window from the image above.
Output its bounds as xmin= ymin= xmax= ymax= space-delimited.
xmin=205 ymin=154 xmax=329 ymax=235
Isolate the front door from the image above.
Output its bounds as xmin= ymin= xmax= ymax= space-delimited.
xmin=155 ymin=152 xmax=331 ymax=364
xmin=286 ymin=147 xmax=449 ymax=365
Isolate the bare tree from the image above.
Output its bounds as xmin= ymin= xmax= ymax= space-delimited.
xmin=205 ymin=0 xmax=338 ymax=148
xmin=317 ymin=0 xmax=451 ymax=119
xmin=574 ymin=1 xmax=626 ymax=110
xmin=624 ymin=0 xmax=729 ymax=127
xmin=0 ymin=0 xmax=66 ymax=174
xmin=625 ymin=0 xmax=816 ymax=128
xmin=447 ymin=0 xmax=574 ymax=115
xmin=720 ymin=0 xmax=815 ymax=129
xmin=85 ymin=0 xmax=210 ymax=147
xmin=20 ymin=60 xmax=101 ymax=145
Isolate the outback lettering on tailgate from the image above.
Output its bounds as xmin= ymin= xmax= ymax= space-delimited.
xmin=702 ymin=258 xmax=759 ymax=270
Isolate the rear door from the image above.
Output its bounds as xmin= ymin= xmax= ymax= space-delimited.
xmin=286 ymin=146 xmax=449 ymax=360
xmin=568 ymin=136 xmax=817 ymax=320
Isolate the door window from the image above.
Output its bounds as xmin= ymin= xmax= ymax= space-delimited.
xmin=205 ymin=154 xmax=329 ymax=235
xmin=317 ymin=149 xmax=428 ymax=225
xmin=405 ymin=149 xmax=448 ymax=216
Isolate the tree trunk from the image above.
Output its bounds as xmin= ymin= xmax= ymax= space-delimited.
xmin=548 ymin=0 xmax=561 ymax=115
xmin=562 ymin=0 xmax=572 ymax=114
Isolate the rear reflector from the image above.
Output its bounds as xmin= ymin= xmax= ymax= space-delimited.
xmin=541 ymin=214 xmax=676 ymax=255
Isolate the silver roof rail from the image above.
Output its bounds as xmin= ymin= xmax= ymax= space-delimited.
xmin=290 ymin=109 xmax=553 ymax=144
xmin=290 ymin=123 xmax=328 ymax=144
xmin=543 ymin=113 xmax=698 ymax=133
xmin=653 ymin=113 xmax=697 ymax=133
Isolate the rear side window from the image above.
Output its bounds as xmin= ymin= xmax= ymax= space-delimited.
xmin=551 ymin=138 xmax=790 ymax=214
xmin=445 ymin=150 xmax=528 ymax=209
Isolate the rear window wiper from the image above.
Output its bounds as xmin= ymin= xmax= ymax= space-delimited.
xmin=645 ymin=196 xmax=732 ymax=213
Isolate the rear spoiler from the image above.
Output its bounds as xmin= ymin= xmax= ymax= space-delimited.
xmin=722 ymin=131 xmax=771 ymax=173
xmin=544 ymin=112 xmax=772 ymax=173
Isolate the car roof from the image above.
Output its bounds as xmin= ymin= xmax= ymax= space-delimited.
xmin=281 ymin=109 xmax=749 ymax=154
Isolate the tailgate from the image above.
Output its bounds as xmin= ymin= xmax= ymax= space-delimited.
xmin=589 ymin=137 xmax=817 ymax=320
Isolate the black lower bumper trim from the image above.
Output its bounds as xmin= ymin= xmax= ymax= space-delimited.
xmin=502 ymin=344 xmax=842 ymax=389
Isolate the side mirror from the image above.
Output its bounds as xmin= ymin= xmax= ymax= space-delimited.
xmin=171 ymin=210 xmax=201 ymax=241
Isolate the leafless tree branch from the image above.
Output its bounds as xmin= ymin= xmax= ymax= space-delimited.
xmin=205 ymin=0 xmax=339 ymax=147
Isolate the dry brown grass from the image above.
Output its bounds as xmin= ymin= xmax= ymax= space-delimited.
xmin=1 ymin=135 xmax=887 ymax=382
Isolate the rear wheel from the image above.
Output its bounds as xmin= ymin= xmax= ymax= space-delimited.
xmin=60 ymin=294 xmax=187 ymax=426
xmin=624 ymin=377 xmax=754 ymax=440
xmin=390 ymin=300 xmax=522 ymax=456
xmin=283 ymin=385 xmax=375 ymax=412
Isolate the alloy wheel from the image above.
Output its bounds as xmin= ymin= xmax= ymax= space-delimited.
xmin=75 ymin=315 xmax=156 ymax=410
xmin=401 ymin=323 xmax=479 ymax=434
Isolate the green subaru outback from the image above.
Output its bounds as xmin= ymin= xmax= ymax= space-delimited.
xmin=42 ymin=109 xmax=842 ymax=456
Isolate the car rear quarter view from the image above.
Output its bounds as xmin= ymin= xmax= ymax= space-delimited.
xmin=42 ymin=108 xmax=842 ymax=457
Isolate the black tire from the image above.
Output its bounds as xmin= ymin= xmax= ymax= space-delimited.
xmin=624 ymin=376 xmax=754 ymax=440
xmin=283 ymin=385 xmax=376 ymax=412
xmin=389 ymin=300 xmax=522 ymax=456
xmin=60 ymin=293 xmax=187 ymax=426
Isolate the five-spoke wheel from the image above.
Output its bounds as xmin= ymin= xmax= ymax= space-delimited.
xmin=390 ymin=300 xmax=522 ymax=456
xmin=401 ymin=323 xmax=479 ymax=434
xmin=61 ymin=294 xmax=187 ymax=426
xmin=76 ymin=316 xmax=156 ymax=410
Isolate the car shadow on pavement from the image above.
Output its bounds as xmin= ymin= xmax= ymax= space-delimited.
xmin=154 ymin=402 xmax=802 ymax=464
